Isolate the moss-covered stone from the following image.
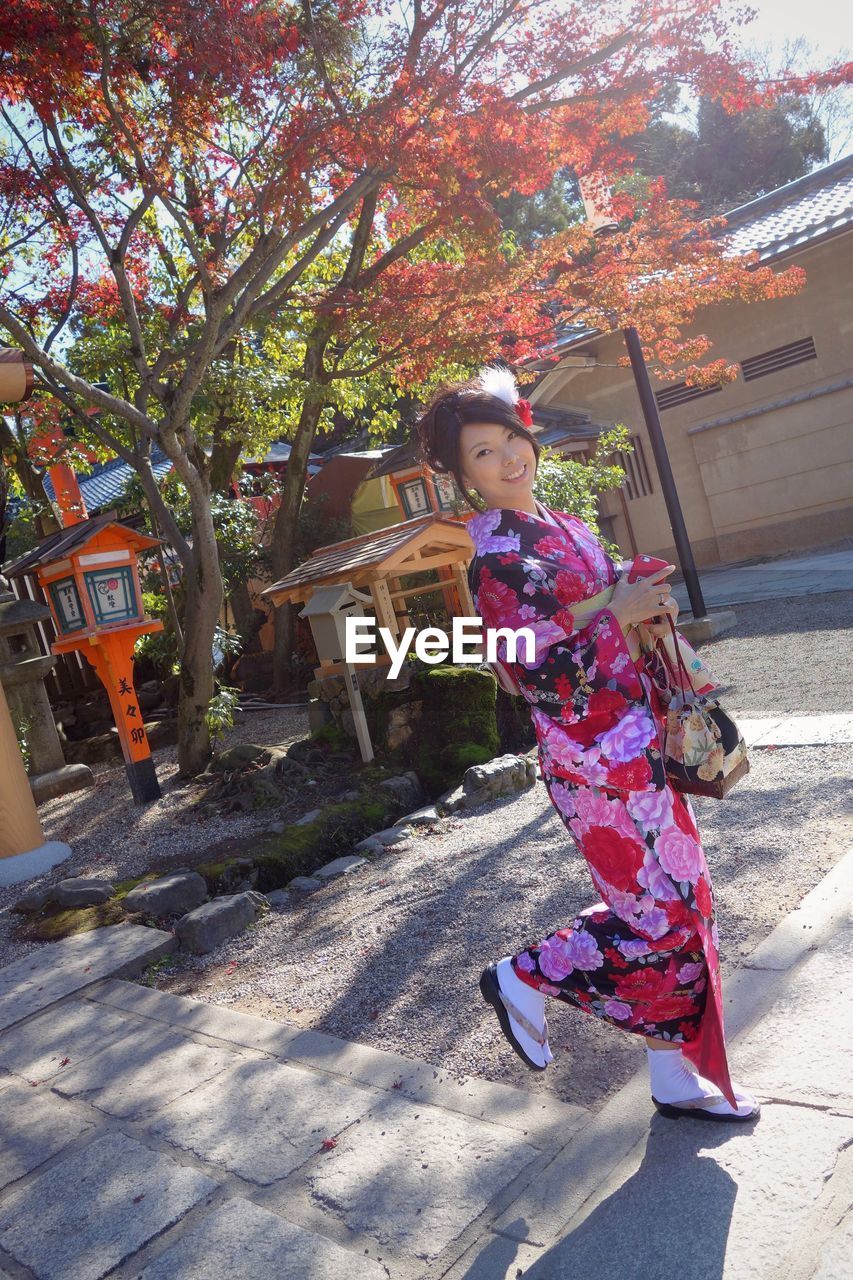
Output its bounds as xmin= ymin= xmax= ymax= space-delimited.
xmin=309 ymin=721 xmax=352 ymax=752
xmin=408 ymin=665 xmax=500 ymax=797
xmin=111 ymin=873 xmax=159 ymax=902
xmin=17 ymin=900 xmax=128 ymax=942
xmin=252 ymin=792 xmax=394 ymax=891
xmin=193 ymin=858 xmax=253 ymax=895
xmin=495 ymin=684 xmax=537 ymax=754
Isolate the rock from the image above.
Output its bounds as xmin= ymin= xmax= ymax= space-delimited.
xmin=123 ymin=872 xmax=208 ymax=917
xmin=53 ymin=877 xmax=115 ymax=908
xmin=11 ymin=886 xmax=54 ymax=914
xmin=307 ymin=699 xmax=333 ymax=734
xmin=461 ymin=753 xmax=533 ymax=806
xmin=287 ymin=876 xmax=323 ymax=893
xmin=386 ymin=701 xmax=423 ymax=751
xmin=339 ymin=789 xmax=360 ymax=801
xmin=265 ymin=889 xmax=291 ymax=910
xmin=367 ymin=826 xmax=412 ymax=847
xmin=353 ymin=836 xmax=384 ymax=856
xmin=208 ymin=743 xmax=270 ymax=773
xmin=294 ymin=808 xmax=322 ymax=826
xmin=176 ymin=892 xmax=266 ymax=955
xmin=265 ymin=820 xmax=287 ymax=835
xmin=315 ymin=856 xmax=368 ymax=882
xmin=436 ymin=785 xmax=465 ymax=815
xmin=64 ymin=731 xmax=122 ymax=766
xmin=146 ymin=719 xmax=180 ymax=750
xmin=377 ymin=770 xmax=425 ymax=811
xmin=244 ymin=890 xmax=270 ymax=915
xmin=393 ymin=805 xmax=439 ymax=828
xmin=29 ymin=764 xmax=94 ymax=804
xmin=436 ymin=753 xmax=535 ymax=814
xmin=286 ymin=740 xmax=323 ymax=765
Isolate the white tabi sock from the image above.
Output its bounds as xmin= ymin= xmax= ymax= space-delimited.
xmin=496 ymin=957 xmax=554 ymax=1067
xmin=646 ymin=1046 xmax=757 ymax=1116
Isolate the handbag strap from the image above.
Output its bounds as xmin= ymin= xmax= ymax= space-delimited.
xmin=657 ymin=615 xmax=693 ymax=699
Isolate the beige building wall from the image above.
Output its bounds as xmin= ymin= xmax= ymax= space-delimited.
xmin=535 ymin=233 xmax=853 ymax=566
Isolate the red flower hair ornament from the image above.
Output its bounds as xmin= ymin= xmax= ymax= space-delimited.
xmin=476 ymin=364 xmax=534 ymax=429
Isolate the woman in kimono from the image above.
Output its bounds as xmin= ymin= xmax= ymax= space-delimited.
xmin=414 ymin=366 xmax=759 ymax=1123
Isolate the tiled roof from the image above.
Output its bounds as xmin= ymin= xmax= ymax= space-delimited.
xmin=39 ymin=438 xmax=324 ymax=515
xmin=244 ymin=440 xmax=324 ymax=472
xmin=43 ymin=447 xmax=172 ymax=515
xmin=719 ymin=153 xmax=853 ymax=263
xmin=4 ymin=511 xmax=160 ymax=579
xmin=263 ymin=511 xmax=471 ymax=601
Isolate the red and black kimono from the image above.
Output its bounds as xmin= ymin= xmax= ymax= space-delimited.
xmin=467 ymin=502 xmax=737 ymax=1109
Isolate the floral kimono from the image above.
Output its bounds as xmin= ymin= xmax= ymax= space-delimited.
xmin=467 ymin=502 xmax=737 ymax=1108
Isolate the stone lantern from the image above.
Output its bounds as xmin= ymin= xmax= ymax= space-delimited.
xmin=0 ymin=576 xmax=93 ymax=802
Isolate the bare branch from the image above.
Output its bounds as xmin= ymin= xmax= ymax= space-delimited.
xmin=509 ymin=24 xmax=648 ymax=104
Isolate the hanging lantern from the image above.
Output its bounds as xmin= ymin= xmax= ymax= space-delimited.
xmin=0 ymin=349 xmax=34 ymax=404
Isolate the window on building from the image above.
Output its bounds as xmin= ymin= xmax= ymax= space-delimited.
xmin=615 ymin=435 xmax=654 ymax=500
xmin=740 ymin=337 xmax=817 ymax=382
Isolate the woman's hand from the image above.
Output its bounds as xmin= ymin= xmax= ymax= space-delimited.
xmin=609 ymin=565 xmax=678 ymax=631
xmin=641 ymin=596 xmax=680 ymax=638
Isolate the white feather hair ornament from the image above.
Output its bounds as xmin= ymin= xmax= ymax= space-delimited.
xmin=476 ymin=363 xmax=534 ymax=428
xmin=476 ymin=363 xmax=519 ymax=405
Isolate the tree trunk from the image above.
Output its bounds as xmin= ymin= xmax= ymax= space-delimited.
xmin=176 ymin=488 xmax=224 ymax=776
xmin=230 ymin=580 xmax=263 ymax=653
xmin=270 ymin=333 xmax=330 ymax=696
xmin=209 ymin=436 xmax=243 ymax=494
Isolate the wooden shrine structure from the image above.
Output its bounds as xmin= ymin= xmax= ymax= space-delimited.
xmin=262 ymin=512 xmax=477 ymax=672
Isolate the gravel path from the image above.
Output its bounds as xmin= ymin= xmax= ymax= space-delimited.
xmin=0 ymin=704 xmax=309 ymax=969
xmin=140 ymin=589 xmax=853 ymax=1113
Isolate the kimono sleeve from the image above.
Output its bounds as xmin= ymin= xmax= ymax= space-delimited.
xmin=471 ymin=552 xmax=667 ymax=793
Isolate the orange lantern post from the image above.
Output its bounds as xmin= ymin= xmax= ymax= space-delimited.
xmin=2 ymin=352 xmax=165 ymax=803
xmin=5 ymin=519 xmax=165 ymax=803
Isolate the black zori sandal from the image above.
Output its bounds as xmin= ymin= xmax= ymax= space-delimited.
xmin=652 ymin=1095 xmax=762 ymax=1123
xmin=479 ymin=962 xmax=549 ymax=1072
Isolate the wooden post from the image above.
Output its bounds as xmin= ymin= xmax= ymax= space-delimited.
xmin=0 ymin=681 xmax=45 ymax=858
xmin=81 ymin=631 xmax=161 ymax=804
xmin=369 ymin=578 xmax=400 ymax=640
xmin=451 ymin=562 xmax=475 ymax=615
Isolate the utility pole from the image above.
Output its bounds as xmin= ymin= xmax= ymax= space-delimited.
xmin=622 ymin=325 xmax=708 ymax=619
xmin=577 ymin=175 xmax=708 ymax=620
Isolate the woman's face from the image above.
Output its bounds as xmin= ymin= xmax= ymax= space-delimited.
xmin=458 ymin=421 xmax=537 ymax=509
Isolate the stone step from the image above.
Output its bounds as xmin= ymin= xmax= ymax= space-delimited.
xmin=0 ymin=923 xmax=175 ymax=1032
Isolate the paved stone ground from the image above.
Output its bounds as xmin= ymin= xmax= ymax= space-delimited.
xmin=0 ymin=849 xmax=849 ymax=1279
xmin=669 ymin=542 xmax=853 ymax=609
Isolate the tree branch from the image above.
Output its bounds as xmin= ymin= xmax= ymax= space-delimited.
xmin=0 ymin=306 xmax=156 ymax=434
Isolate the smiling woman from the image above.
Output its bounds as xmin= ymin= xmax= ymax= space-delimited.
xmin=412 ymin=364 xmax=760 ymax=1126
xmin=413 ymin=367 xmax=542 ymax=516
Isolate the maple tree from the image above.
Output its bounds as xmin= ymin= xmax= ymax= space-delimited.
xmin=1 ymin=0 xmax=848 ymax=772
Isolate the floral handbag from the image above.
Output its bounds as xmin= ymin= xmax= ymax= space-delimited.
xmin=649 ymin=616 xmax=750 ymax=799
